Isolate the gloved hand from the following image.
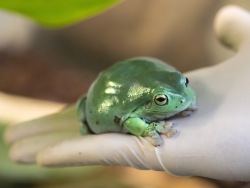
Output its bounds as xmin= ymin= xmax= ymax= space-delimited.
xmin=5 ymin=5 xmax=250 ymax=182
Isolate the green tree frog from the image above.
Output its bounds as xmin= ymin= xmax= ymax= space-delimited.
xmin=77 ymin=57 xmax=197 ymax=146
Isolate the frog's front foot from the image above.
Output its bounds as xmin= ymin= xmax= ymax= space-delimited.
xmin=149 ymin=131 xmax=163 ymax=146
xmin=154 ymin=121 xmax=177 ymax=138
xmin=143 ymin=121 xmax=177 ymax=146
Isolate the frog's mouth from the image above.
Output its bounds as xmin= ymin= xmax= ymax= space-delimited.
xmin=149 ymin=101 xmax=192 ymax=119
xmin=142 ymin=111 xmax=178 ymax=122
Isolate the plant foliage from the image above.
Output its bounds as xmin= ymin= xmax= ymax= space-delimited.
xmin=0 ymin=0 xmax=120 ymax=28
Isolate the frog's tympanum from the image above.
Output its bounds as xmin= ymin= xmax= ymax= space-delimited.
xmin=77 ymin=57 xmax=197 ymax=146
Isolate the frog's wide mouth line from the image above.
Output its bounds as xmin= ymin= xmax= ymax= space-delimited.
xmin=150 ymin=104 xmax=190 ymax=115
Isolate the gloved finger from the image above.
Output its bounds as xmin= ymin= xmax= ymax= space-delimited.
xmin=5 ymin=105 xmax=78 ymax=145
xmin=214 ymin=5 xmax=250 ymax=51
xmin=36 ymin=133 xmax=172 ymax=173
xmin=9 ymin=130 xmax=80 ymax=164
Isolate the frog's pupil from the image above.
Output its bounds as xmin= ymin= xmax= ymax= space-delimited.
xmin=154 ymin=94 xmax=168 ymax=105
xmin=185 ymin=77 xmax=189 ymax=87
xmin=157 ymin=97 xmax=165 ymax=102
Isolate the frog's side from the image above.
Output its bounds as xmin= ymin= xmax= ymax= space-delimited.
xmin=77 ymin=57 xmax=197 ymax=146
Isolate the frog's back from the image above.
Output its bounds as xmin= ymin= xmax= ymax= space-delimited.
xmin=85 ymin=57 xmax=176 ymax=133
xmin=105 ymin=57 xmax=176 ymax=78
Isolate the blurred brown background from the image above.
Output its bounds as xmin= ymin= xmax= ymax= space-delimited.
xmin=2 ymin=0 xmax=249 ymax=103
xmin=1 ymin=0 xmax=250 ymax=187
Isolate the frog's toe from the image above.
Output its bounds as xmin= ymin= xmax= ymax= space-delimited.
xmin=144 ymin=130 xmax=163 ymax=146
xmin=150 ymin=133 xmax=163 ymax=146
xmin=164 ymin=128 xmax=177 ymax=138
xmin=155 ymin=121 xmax=173 ymax=133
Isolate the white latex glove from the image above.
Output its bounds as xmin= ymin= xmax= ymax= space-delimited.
xmin=4 ymin=5 xmax=250 ymax=182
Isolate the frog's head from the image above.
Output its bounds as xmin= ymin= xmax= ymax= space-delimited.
xmin=141 ymin=72 xmax=195 ymax=120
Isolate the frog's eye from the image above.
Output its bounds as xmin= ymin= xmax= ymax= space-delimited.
xmin=154 ymin=94 xmax=168 ymax=106
xmin=185 ymin=77 xmax=189 ymax=87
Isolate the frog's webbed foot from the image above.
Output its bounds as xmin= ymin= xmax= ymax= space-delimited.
xmin=143 ymin=121 xmax=177 ymax=146
xmin=124 ymin=118 xmax=176 ymax=146
xmin=153 ymin=121 xmax=177 ymax=138
xmin=147 ymin=131 xmax=162 ymax=146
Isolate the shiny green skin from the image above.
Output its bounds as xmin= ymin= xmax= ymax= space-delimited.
xmin=77 ymin=57 xmax=196 ymax=144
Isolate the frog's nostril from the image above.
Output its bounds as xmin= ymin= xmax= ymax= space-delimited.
xmin=180 ymin=99 xmax=185 ymax=103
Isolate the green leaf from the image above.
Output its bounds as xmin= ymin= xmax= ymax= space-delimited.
xmin=0 ymin=0 xmax=121 ymax=28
